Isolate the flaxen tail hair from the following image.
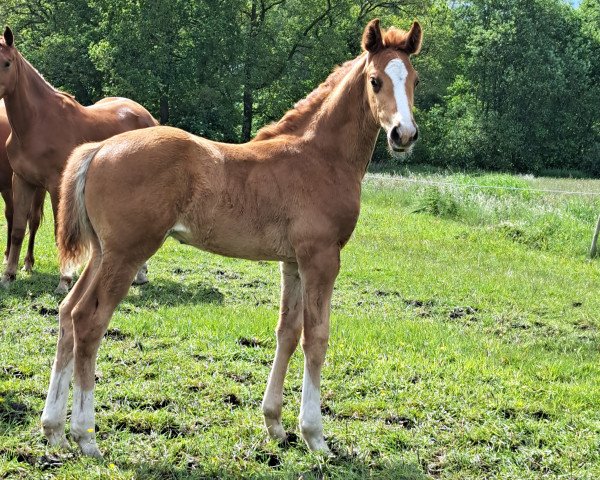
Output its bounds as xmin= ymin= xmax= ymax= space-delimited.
xmin=57 ymin=141 xmax=103 ymax=269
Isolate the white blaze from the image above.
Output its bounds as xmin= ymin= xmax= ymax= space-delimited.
xmin=384 ymin=59 xmax=416 ymax=137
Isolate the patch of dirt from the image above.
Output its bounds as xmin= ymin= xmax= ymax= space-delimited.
xmin=449 ymin=306 xmax=478 ymax=319
xmin=529 ymin=409 xmax=552 ymax=421
xmin=0 ymin=366 xmax=33 ymax=379
xmin=241 ymin=279 xmax=268 ymax=289
xmin=255 ymin=450 xmax=282 ymax=468
xmin=226 ymin=372 xmax=253 ymax=384
xmin=499 ymin=407 xmax=517 ymax=419
xmin=373 ymin=289 xmax=402 ymax=298
xmin=187 ymin=382 xmax=206 ymax=393
xmin=384 ymin=415 xmax=416 ymax=429
xmin=104 ymin=328 xmax=130 ymax=341
xmin=237 ymin=337 xmax=266 ymax=348
xmin=213 ymin=269 xmax=240 ymax=280
xmin=31 ymin=304 xmax=59 ymax=317
xmin=223 ymin=393 xmax=242 ymax=407
xmin=111 ymin=418 xmax=184 ymax=438
xmin=0 ymin=399 xmax=30 ymax=424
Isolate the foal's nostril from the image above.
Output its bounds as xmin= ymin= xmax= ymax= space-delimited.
xmin=412 ymin=128 xmax=419 ymax=142
xmin=390 ymin=126 xmax=401 ymax=145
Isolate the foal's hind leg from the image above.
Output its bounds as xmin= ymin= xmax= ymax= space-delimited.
xmin=69 ymin=254 xmax=141 ymax=458
xmin=42 ymin=251 xmax=101 ymax=448
xmin=262 ymin=262 xmax=303 ymax=441
xmin=22 ymin=188 xmax=46 ymax=273
xmin=297 ymin=246 xmax=340 ymax=453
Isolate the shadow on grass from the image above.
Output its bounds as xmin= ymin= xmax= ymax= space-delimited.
xmin=124 ymin=279 xmax=224 ymax=307
xmin=0 ymin=271 xmax=224 ymax=308
xmin=0 ymin=390 xmax=31 ymax=428
xmin=122 ymin=453 xmax=428 ymax=480
xmin=0 ymin=271 xmax=61 ymax=301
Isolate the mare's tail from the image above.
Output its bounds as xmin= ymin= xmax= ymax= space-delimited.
xmin=57 ymin=142 xmax=103 ymax=269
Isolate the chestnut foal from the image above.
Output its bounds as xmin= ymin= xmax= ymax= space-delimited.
xmin=0 ymin=27 xmax=157 ymax=292
xmin=0 ymin=100 xmax=46 ymax=269
xmin=42 ymin=19 xmax=422 ymax=457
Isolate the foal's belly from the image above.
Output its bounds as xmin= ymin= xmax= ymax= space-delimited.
xmin=169 ymin=221 xmax=295 ymax=262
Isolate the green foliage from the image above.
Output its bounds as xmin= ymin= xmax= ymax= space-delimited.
xmin=0 ymin=0 xmax=597 ymax=169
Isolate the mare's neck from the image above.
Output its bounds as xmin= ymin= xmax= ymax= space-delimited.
xmin=306 ymin=57 xmax=380 ymax=179
xmin=4 ymin=53 xmax=62 ymax=141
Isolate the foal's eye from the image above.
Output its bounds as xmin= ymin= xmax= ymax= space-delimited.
xmin=3 ymin=61 xmax=10 ymax=68
xmin=370 ymin=77 xmax=381 ymax=93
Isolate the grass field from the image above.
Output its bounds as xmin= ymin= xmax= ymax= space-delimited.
xmin=1 ymin=171 xmax=599 ymax=479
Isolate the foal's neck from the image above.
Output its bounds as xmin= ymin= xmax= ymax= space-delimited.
xmin=4 ymin=52 xmax=65 ymax=142
xmin=307 ymin=57 xmax=380 ymax=179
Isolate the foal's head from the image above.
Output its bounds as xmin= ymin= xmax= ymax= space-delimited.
xmin=0 ymin=27 xmax=16 ymax=98
xmin=362 ymin=19 xmax=422 ymax=155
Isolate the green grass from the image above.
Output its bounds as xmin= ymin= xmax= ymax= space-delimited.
xmin=1 ymin=172 xmax=600 ymax=479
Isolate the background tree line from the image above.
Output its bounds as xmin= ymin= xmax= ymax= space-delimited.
xmin=0 ymin=0 xmax=598 ymax=175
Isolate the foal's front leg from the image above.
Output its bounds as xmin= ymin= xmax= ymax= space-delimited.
xmin=263 ymin=262 xmax=303 ymax=441
xmin=298 ymin=246 xmax=340 ymax=453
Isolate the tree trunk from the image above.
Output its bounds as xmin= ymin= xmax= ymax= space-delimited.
xmin=242 ymin=83 xmax=253 ymax=142
xmin=160 ymin=95 xmax=169 ymax=125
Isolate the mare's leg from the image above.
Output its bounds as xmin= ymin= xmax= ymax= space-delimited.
xmin=41 ymin=250 xmax=101 ymax=448
xmin=1 ymin=175 xmax=35 ymax=285
xmin=22 ymin=187 xmax=46 ymax=273
xmin=262 ymin=262 xmax=303 ymax=441
xmin=70 ymin=254 xmax=144 ymax=457
xmin=48 ymin=185 xmax=74 ymax=294
xmin=1 ymin=190 xmax=13 ymax=264
xmin=298 ymin=246 xmax=340 ymax=453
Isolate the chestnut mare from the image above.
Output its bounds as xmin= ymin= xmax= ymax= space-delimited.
xmin=42 ymin=20 xmax=422 ymax=457
xmin=0 ymin=100 xmax=46 ymax=269
xmin=0 ymin=27 xmax=157 ymax=292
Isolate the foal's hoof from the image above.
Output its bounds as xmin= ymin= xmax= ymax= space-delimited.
xmin=22 ymin=263 xmax=33 ymax=273
xmin=76 ymin=440 xmax=103 ymax=459
xmin=43 ymin=429 xmax=70 ymax=450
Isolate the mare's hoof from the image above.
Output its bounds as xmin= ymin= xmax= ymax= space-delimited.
xmin=22 ymin=264 xmax=33 ymax=273
xmin=54 ymin=284 xmax=70 ymax=295
xmin=0 ymin=273 xmax=15 ymax=288
xmin=132 ymin=266 xmax=149 ymax=285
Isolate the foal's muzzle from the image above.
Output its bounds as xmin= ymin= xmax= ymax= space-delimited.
xmin=388 ymin=124 xmax=418 ymax=152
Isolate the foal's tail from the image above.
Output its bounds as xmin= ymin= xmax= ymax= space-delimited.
xmin=57 ymin=142 xmax=103 ymax=269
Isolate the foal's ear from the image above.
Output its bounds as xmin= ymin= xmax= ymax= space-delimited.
xmin=362 ymin=19 xmax=383 ymax=54
xmin=403 ymin=21 xmax=422 ymax=55
xmin=3 ymin=26 xmax=13 ymax=47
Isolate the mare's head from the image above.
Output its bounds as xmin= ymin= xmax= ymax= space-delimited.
xmin=362 ymin=19 xmax=422 ymax=155
xmin=0 ymin=27 xmax=16 ymax=98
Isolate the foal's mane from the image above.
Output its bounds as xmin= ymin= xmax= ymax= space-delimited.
xmin=253 ymin=26 xmax=415 ymax=142
xmin=253 ymin=56 xmax=363 ymax=142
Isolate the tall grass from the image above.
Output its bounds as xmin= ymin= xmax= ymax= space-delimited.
xmin=365 ymin=172 xmax=600 ymax=257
